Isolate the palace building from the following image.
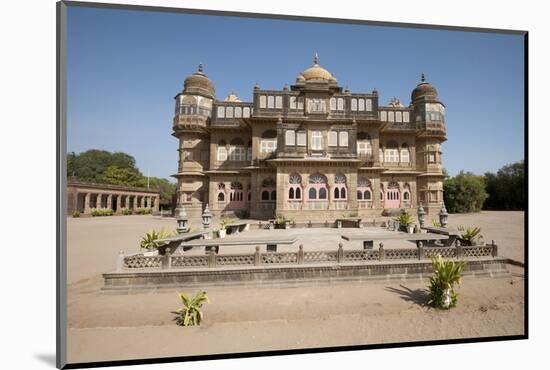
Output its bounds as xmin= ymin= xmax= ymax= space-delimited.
xmin=172 ymin=54 xmax=446 ymax=220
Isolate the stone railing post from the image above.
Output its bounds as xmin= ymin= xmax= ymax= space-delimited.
xmin=116 ymin=250 xmax=125 ymax=272
xmin=417 ymin=241 xmax=424 ymax=260
xmin=337 ymin=243 xmax=344 ymax=263
xmin=379 ymin=242 xmax=385 ymax=261
xmin=455 ymin=239 xmax=463 ymax=258
xmin=208 ymin=250 xmax=216 ymax=268
xmin=162 ymin=247 xmax=172 ymax=269
xmin=491 ymin=240 xmax=498 ymax=257
xmin=298 ymin=244 xmax=304 ymax=264
xmin=258 ymin=221 xmax=262 ymax=230
xmin=254 ymin=246 xmax=261 ymax=266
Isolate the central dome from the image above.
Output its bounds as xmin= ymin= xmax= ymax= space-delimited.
xmin=297 ymin=53 xmax=337 ymax=83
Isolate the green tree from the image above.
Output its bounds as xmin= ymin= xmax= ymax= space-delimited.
xmin=102 ymin=166 xmax=144 ymax=187
xmin=67 ymin=149 xmax=137 ymax=183
xmin=147 ymin=177 xmax=177 ymax=206
xmin=483 ymin=160 xmax=525 ymax=210
xmin=443 ymin=171 xmax=488 ymax=213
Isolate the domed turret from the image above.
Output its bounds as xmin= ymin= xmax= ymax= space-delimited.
xmin=224 ymin=90 xmax=242 ymax=102
xmin=183 ymin=63 xmax=215 ymax=99
xmin=411 ymin=73 xmax=438 ymax=102
xmin=296 ymin=52 xmax=337 ymax=83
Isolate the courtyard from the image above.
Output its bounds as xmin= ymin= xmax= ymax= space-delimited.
xmin=66 ymin=211 xmax=525 ymax=364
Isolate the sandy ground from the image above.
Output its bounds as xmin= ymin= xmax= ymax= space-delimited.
xmin=67 ymin=211 xmax=524 ymax=283
xmin=65 ymin=211 xmax=525 ymax=364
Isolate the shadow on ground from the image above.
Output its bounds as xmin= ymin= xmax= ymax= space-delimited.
xmin=34 ymin=353 xmax=56 ymax=367
xmin=385 ymin=285 xmax=427 ymax=306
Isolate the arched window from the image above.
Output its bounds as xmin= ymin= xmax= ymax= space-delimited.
xmin=403 ymin=183 xmax=411 ymax=205
xmin=217 ymin=183 xmax=226 ymax=203
xmin=333 ymin=174 xmax=347 ymax=200
xmin=307 ymin=173 xmax=327 ymax=200
xmin=337 ymin=98 xmax=344 ymax=111
xmin=229 ymin=182 xmax=244 ymax=209
xmin=385 ymin=182 xmax=401 ymax=209
xmin=357 ymin=178 xmax=372 ymax=207
xmin=261 ymin=178 xmax=276 ymax=202
xmin=288 ymin=173 xmax=302 ymax=200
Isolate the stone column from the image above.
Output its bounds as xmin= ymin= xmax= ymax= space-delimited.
xmin=107 ymin=194 xmax=113 ymax=211
xmin=131 ymin=195 xmax=137 ymax=210
xmin=372 ymin=176 xmax=381 ymax=209
xmin=276 ymin=170 xmax=285 ymax=214
xmin=116 ymin=194 xmax=122 ymax=213
xmin=97 ymin=194 xmax=103 ymax=209
xmin=348 ymin=171 xmax=358 ymax=212
xmin=327 ymin=174 xmax=333 ymax=211
xmin=154 ymin=195 xmax=160 ymax=212
xmin=84 ymin=193 xmax=91 ymax=214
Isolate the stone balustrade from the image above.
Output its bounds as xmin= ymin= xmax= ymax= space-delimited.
xmin=118 ymin=242 xmax=498 ymax=271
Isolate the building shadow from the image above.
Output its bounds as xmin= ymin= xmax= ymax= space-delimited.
xmin=385 ymin=285 xmax=427 ymax=306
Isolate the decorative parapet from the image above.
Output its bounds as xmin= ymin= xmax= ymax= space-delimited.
xmin=117 ymin=242 xmax=498 ymax=271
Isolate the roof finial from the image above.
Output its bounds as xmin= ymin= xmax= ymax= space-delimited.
xmin=314 ymin=51 xmax=319 ymax=65
xmin=198 ymin=63 xmax=204 ymax=73
xmin=421 ymin=72 xmax=425 ymax=82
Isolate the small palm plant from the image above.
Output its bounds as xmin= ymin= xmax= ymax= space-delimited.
xmin=174 ymin=291 xmax=210 ymax=326
xmin=139 ymin=228 xmax=172 ymax=250
xmin=426 ymin=255 xmax=466 ymax=309
xmin=394 ymin=210 xmax=414 ymax=227
xmin=219 ymin=217 xmax=234 ymax=230
xmin=457 ymin=225 xmax=482 ymax=246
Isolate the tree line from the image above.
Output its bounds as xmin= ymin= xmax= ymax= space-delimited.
xmin=67 ymin=149 xmax=176 ymax=206
xmin=443 ymin=160 xmax=525 ymax=213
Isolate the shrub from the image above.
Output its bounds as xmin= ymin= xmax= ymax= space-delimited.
xmin=431 ymin=219 xmax=442 ymax=227
xmin=219 ymin=217 xmax=235 ymax=230
xmin=72 ymin=211 xmax=81 ymax=218
xmin=426 ymin=255 xmax=465 ymax=309
xmin=121 ymin=208 xmax=133 ymax=215
xmin=457 ymin=225 xmax=483 ymax=246
xmin=140 ymin=228 xmax=172 ymax=250
xmin=136 ymin=208 xmax=153 ymax=215
xmin=174 ymin=291 xmax=210 ymax=327
xmin=394 ymin=209 xmax=414 ymax=227
xmin=275 ymin=215 xmax=294 ymax=228
xmin=90 ymin=208 xmax=114 ymax=217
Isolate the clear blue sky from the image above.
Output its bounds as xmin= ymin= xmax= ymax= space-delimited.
xmin=67 ymin=6 xmax=525 ymax=182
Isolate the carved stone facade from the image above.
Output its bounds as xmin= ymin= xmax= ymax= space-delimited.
xmin=172 ymin=57 xmax=446 ymax=219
